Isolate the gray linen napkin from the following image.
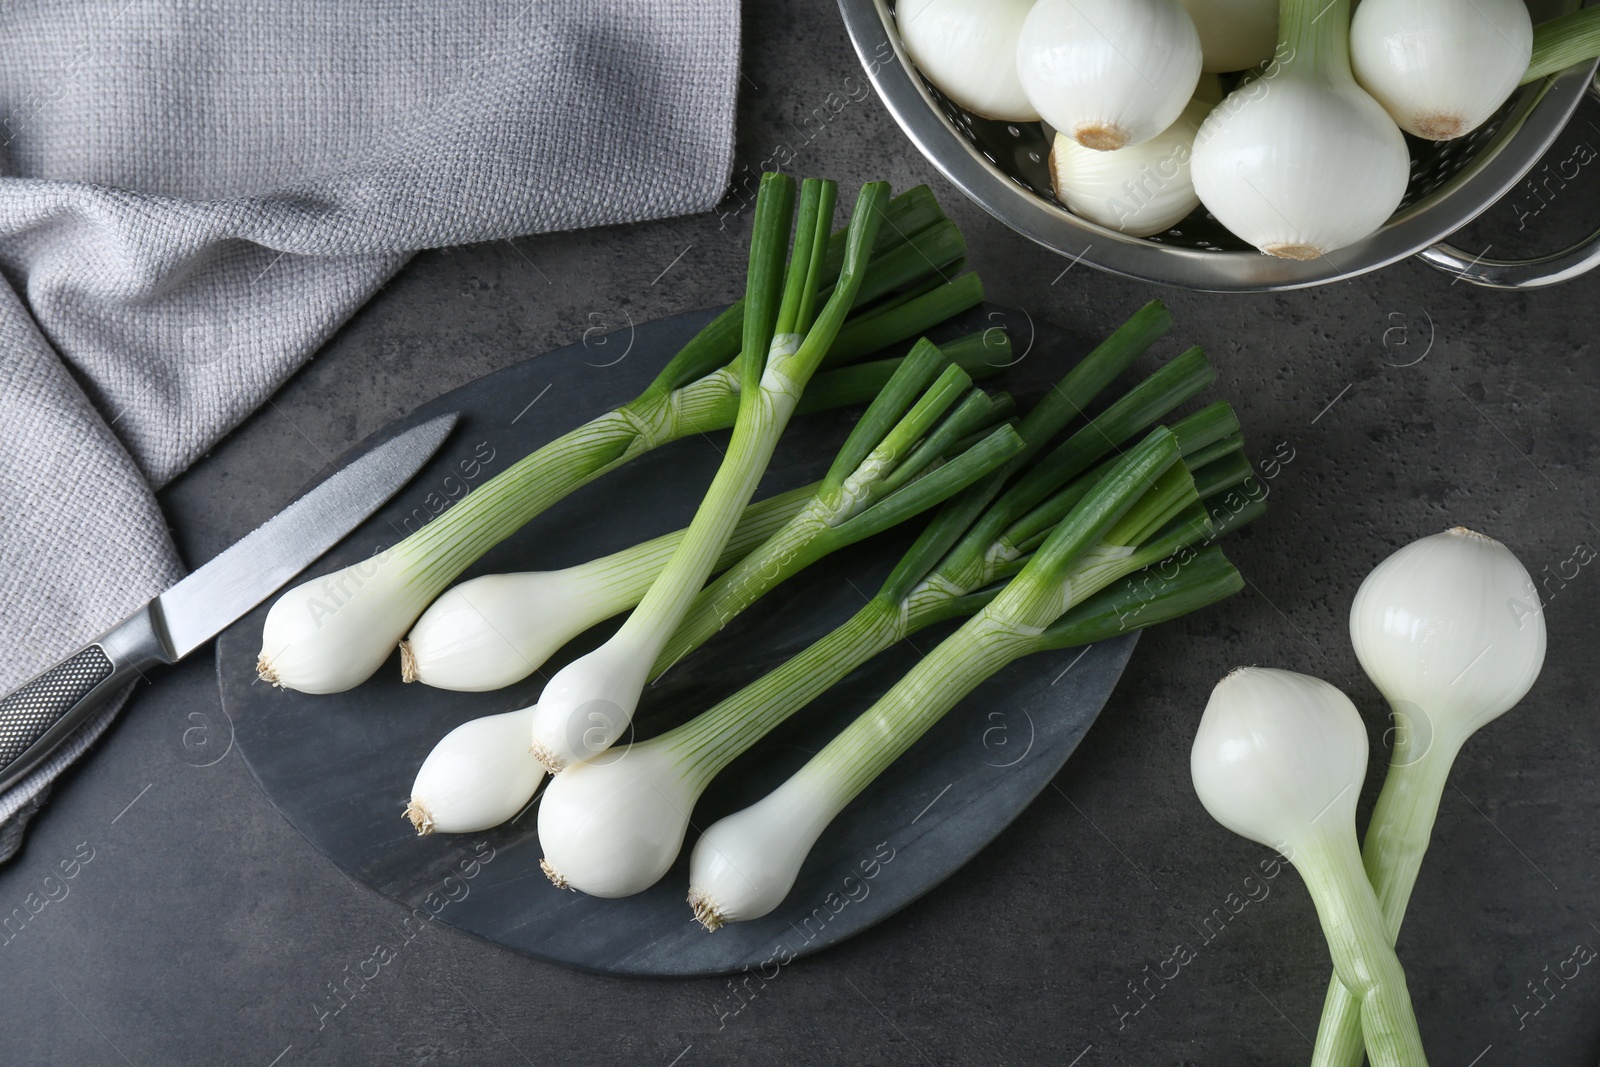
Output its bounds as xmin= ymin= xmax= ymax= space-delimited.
xmin=0 ymin=0 xmax=740 ymax=860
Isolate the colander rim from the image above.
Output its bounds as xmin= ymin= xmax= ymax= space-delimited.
xmin=838 ymin=0 xmax=1600 ymax=293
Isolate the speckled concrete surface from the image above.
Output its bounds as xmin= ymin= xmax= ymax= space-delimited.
xmin=3 ymin=3 xmax=1598 ymax=1065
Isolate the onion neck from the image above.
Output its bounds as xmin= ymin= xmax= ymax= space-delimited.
xmin=669 ymin=595 xmax=909 ymax=788
xmin=1279 ymin=0 xmax=1354 ymax=84
xmin=803 ymin=613 xmax=1033 ymax=806
xmin=1363 ymin=722 xmax=1465 ymax=932
xmin=1294 ymin=825 xmax=1431 ymax=1067
xmin=1311 ymin=726 xmax=1462 ymax=1066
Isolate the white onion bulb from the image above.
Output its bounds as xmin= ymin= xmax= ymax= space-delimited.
xmin=1191 ymin=667 xmax=1433 ymax=1062
xmin=1179 ymin=0 xmax=1279 ymax=73
xmin=1050 ymin=98 xmax=1210 ymax=236
xmin=1351 ymin=0 xmax=1532 ymax=141
xmin=259 ymin=558 xmax=435 ymax=694
xmin=402 ymin=568 xmax=634 ymax=692
xmin=1017 ymin=0 xmax=1203 ymax=150
xmin=898 ymin=0 xmax=1040 ymax=121
xmin=1350 ymin=527 xmax=1546 ymax=750
xmin=1192 ymin=72 xmax=1409 ymax=259
xmin=1191 ymin=667 xmax=1368 ymax=851
xmin=688 ymin=776 xmax=836 ymax=928
xmin=528 ymin=633 xmax=654 ymax=772
xmin=537 ymin=740 xmax=698 ymax=897
xmin=406 ymin=707 xmax=544 ymax=834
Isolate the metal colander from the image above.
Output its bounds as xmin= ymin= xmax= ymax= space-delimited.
xmin=838 ymin=0 xmax=1600 ymax=291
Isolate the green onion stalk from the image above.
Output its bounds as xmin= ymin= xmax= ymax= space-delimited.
xmin=1523 ymin=7 xmax=1600 ymax=84
xmin=648 ymin=338 xmax=1021 ymax=677
xmin=650 ymin=301 xmax=1228 ymax=695
xmin=526 ymin=175 xmax=892 ymax=773
xmin=257 ymin=184 xmax=987 ymax=695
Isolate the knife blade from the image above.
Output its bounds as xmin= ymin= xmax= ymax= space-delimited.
xmin=0 ymin=411 xmax=457 ymax=794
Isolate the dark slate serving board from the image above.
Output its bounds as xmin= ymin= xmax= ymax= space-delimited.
xmin=215 ymin=304 xmax=1138 ymax=977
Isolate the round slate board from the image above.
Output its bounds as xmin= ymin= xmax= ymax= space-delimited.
xmin=216 ymin=304 xmax=1138 ymax=977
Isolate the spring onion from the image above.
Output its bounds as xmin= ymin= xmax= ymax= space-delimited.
xmin=257 ymin=185 xmax=981 ymax=695
xmin=1311 ymin=528 xmax=1545 ymax=1067
xmin=686 ymin=428 xmax=1223 ymax=926
xmin=527 ymin=176 xmax=887 ymax=774
xmin=1191 ymin=0 xmax=1409 ymax=260
xmin=897 ymin=0 xmax=1040 ymax=122
xmin=1017 ymin=0 xmax=1202 ymax=151
xmin=408 ymin=299 xmax=1195 ymax=836
xmin=1191 ymin=668 xmax=1430 ymax=1067
xmin=1351 ymin=0 xmax=1532 ymax=141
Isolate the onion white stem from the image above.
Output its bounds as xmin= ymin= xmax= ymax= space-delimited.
xmin=1351 ymin=0 xmax=1532 ymax=141
xmin=1191 ymin=668 xmax=1429 ymax=1067
xmin=1017 ymin=0 xmax=1202 ymax=151
xmin=1191 ymin=0 xmax=1409 ymax=260
xmin=1312 ymin=528 xmax=1545 ymax=1067
xmin=898 ymin=0 xmax=1040 ymax=121
xmin=399 ymin=483 xmax=816 ymax=691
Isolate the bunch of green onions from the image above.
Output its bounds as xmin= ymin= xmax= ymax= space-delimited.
xmin=529 ymin=304 xmax=1259 ymax=902
xmin=406 ymin=173 xmax=1006 ymax=833
xmin=404 ymin=334 xmax=1025 ymax=835
xmin=408 ymin=297 xmax=1245 ymax=840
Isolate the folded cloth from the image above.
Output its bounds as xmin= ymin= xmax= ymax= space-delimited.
xmin=0 ymin=0 xmax=740 ymax=860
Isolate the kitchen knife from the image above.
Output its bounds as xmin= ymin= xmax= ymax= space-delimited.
xmin=0 ymin=412 xmax=458 ymax=794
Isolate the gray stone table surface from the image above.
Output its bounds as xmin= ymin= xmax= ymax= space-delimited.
xmin=3 ymin=3 xmax=1598 ymax=1065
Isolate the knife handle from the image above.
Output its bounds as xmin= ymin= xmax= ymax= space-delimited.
xmin=0 ymin=606 xmax=171 ymax=796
